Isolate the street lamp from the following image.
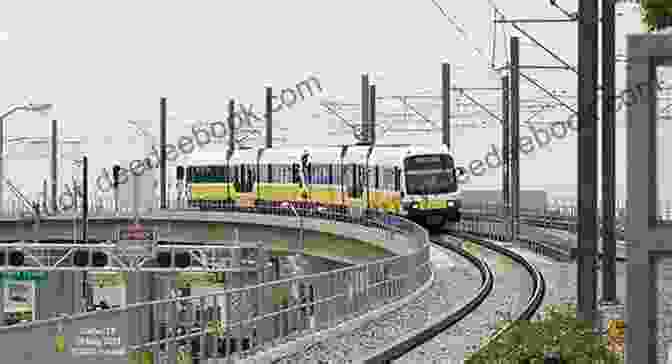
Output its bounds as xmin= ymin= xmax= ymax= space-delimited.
xmin=0 ymin=103 xmax=53 ymax=214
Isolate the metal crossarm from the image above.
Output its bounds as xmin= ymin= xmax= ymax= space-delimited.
xmin=0 ymin=241 xmax=265 ymax=272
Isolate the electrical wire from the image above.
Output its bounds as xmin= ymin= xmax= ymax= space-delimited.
xmin=429 ymin=0 xmax=503 ymax=80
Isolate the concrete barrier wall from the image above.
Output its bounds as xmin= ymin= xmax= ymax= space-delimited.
xmin=461 ymin=189 xmax=548 ymax=211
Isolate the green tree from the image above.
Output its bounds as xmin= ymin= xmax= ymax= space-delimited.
xmin=642 ymin=0 xmax=672 ymax=32
xmin=465 ymin=303 xmax=624 ymax=364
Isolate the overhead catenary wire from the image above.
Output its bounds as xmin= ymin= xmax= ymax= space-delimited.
xmin=427 ymin=0 xmax=573 ymax=129
xmin=429 ymin=0 xmax=504 ymax=81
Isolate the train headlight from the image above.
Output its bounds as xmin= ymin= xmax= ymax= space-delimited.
xmin=447 ymin=201 xmax=454 ymax=207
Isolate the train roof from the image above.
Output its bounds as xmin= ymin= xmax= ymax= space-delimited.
xmin=182 ymin=144 xmax=452 ymax=166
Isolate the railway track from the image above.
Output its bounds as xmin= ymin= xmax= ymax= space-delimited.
xmin=268 ymin=237 xmax=486 ymax=364
xmin=360 ymin=236 xmax=493 ymax=364
xmin=364 ymin=230 xmax=545 ymax=363
xmin=266 ymin=223 xmax=547 ymax=364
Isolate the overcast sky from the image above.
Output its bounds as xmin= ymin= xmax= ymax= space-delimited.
xmin=0 ymin=1 xmax=658 ymax=202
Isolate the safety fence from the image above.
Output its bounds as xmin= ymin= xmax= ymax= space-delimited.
xmin=0 ymin=203 xmax=431 ymax=364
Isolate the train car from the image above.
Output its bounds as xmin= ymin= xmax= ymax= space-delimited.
xmin=181 ymin=144 xmax=464 ymax=229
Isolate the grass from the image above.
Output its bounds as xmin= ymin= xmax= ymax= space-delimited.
xmin=204 ymin=222 xmax=393 ymax=260
xmin=271 ymin=234 xmax=391 ymax=260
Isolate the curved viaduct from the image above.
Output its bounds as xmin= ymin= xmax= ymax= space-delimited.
xmin=0 ymin=209 xmax=432 ymax=364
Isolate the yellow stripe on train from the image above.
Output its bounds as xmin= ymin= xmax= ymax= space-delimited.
xmin=192 ymin=182 xmax=401 ymax=213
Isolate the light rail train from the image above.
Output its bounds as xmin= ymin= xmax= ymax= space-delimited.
xmin=179 ymin=144 xmax=465 ymax=229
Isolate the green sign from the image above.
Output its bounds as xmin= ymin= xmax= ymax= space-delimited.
xmin=176 ymin=272 xmax=225 ymax=288
xmin=0 ymin=272 xmax=47 ymax=281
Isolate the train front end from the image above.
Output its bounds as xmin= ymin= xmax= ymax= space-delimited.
xmin=399 ymin=153 xmax=462 ymax=228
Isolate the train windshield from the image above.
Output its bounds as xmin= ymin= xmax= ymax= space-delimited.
xmin=403 ymin=154 xmax=457 ymax=195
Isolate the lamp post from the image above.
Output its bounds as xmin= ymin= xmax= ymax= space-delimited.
xmin=0 ymin=103 xmax=53 ymax=214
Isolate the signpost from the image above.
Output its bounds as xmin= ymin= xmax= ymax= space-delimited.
xmin=0 ymin=271 xmax=48 ymax=283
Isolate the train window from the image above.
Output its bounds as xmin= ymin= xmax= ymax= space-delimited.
xmin=240 ymin=165 xmax=247 ymax=192
xmin=258 ymin=164 xmax=268 ymax=183
xmin=342 ymin=165 xmax=352 ymax=193
xmin=186 ymin=167 xmax=193 ymax=181
xmin=328 ymin=164 xmax=334 ymax=185
xmin=310 ymin=165 xmax=318 ymax=184
xmin=374 ymin=166 xmax=380 ymax=189
xmin=310 ymin=165 xmax=319 ymax=184
xmin=222 ymin=165 xmax=230 ymax=183
xmin=393 ymin=167 xmax=401 ymax=191
xmin=404 ymin=154 xmax=454 ymax=170
xmin=301 ymin=164 xmax=311 ymax=184
xmin=246 ymin=167 xmax=255 ymax=192
xmin=291 ymin=163 xmax=299 ymax=184
xmin=359 ymin=165 xmax=368 ymax=192
xmin=312 ymin=164 xmax=329 ymax=185
xmin=272 ymin=165 xmax=292 ymax=184
xmin=256 ymin=163 xmax=263 ymax=184
xmin=352 ymin=164 xmax=364 ymax=198
xmin=380 ymin=167 xmax=394 ymax=190
xmin=283 ymin=165 xmax=291 ymax=184
xmin=270 ymin=165 xmax=281 ymax=183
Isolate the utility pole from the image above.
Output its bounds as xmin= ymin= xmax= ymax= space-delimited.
xmin=442 ymin=63 xmax=451 ymax=148
xmin=510 ymin=37 xmax=520 ymax=241
xmin=502 ymin=76 xmax=511 ymax=240
xmin=50 ymin=120 xmax=58 ymax=214
xmin=227 ymin=100 xmax=235 ymax=200
xmin=82 ymin=156 xmax=88 ymax=242
xmin=266 ymin=87 xmax=273 ymax=148
xmin=601 ymin=0 xmax=617 ymax=304
xmin=361 ymin=74 xmax=370 ymax=144
xmin=160 ymin=97 xmax=167 ymax=209
xmin=265 ymin=88 xmax=273 ymax=185
xmin=577 ymin=0 xmax=599 ymax=325
xmin=369 ymin=84 xmax=376 ymax=145
xmin=82 ymin=155 xmax=90 ymax=311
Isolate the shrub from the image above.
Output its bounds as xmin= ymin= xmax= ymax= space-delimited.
xmin=642 ymin=0 xmax=672 ymax=32
xmin=465 ymin=303 xmax=624 ymax=364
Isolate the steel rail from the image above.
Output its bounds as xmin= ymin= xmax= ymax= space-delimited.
xmin=361 ymin=236 xmax=493 ymax=364
xmin=445 ymin=224 xmax=546 ymax=364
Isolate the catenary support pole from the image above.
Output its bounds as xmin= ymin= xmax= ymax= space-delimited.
xmin=601 ymin=0 xmax=617 ymax=304
xmin=266 ymin=87 xmax=273 ymax=148
xmin=442 ymin=63 xmax=451 ymax=148
xmin=266 ymin=87 xmax=273 ymax=184
xmin=510 ymin=37 xmax=520 ymax=241
xmin=370 ymin=84 xmax=376 ymax=145
xmin=502 ymin=76 xmax=511 ymax=240
xmin=361 ymin=74 xmax=370 ymax=144
xmin=51 ymin=119 xmax=58 ymax=213
xmin=160 ymin=97 xmax=167 ymax=209
xmin=577 ymin=0 xmax=599 ymax=325
xmin=82 ymin=156 xmax=88 ymax=242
